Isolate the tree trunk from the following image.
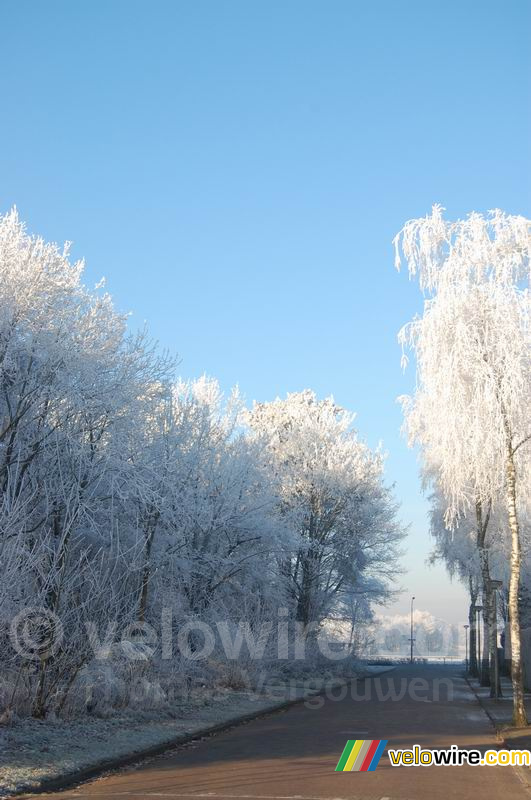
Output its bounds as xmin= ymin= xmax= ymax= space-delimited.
xmin=138 ymin=561 xmax=151 ymax=624
xmin=476 ymin=499 xmax=495 ymax=689
xmin=32 ymin=658 xmax=48 ymax=718
xmin=506 ymin=447 xmax=528 ymax=727
xmin=469 ymin=616 xmax=477 ymax=675
xmin=138 ymin=513 xmax=159 ymax=623
xmin=478 ymin=547 xmax=493 ymax=687
xmin=488 ymin=588 xmax=502 ymax=699
xmin=296 ymin=551 xmax=316 ymax=627
xmin=468 ymin=577 xmax=478 ymax=676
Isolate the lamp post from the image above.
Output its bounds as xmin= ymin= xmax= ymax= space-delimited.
xmin=489 ymin=580 xmax=503 ymax=699
xmin=474 ymin=605 xmax=483 ymax=678
xmin=464 ymin=624 xmax=469 ymax=673
xmin=410 ymin=596 xmax=416 ymax=664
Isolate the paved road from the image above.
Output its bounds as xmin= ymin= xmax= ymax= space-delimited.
xmin=35 ymin=665 xmax=530 ymax=800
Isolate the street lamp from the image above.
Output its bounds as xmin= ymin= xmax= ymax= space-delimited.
xmin=473 ymin=605 xmax=483 ymax=678
xmin=464 ymin=624 xmax=469 ymax=673
xmin=410 ymin=596 xmax=416 ymax=664
xmin=489 ymin=580 xmax=503 ymax=700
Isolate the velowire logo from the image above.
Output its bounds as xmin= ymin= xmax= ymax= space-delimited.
xmin=335 ymin=739 xmax=388 ymax=772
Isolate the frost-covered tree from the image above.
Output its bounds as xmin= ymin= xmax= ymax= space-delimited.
xmin=429 ymin=494 xmax=481 ymax=675
xmin=429 ymin=491 xmax=511 ymax=684
xmin=395 ymin=206 xmax=531 ymax=725
xmin=373 ymin=610 xmax=454 ymax=658
xmin=246 ymin=391 xmax=404 ymax=629
xmin=169 ymin=378 xmax=285 ymax=623
xmin=0 ymin=209 xmax=172 ymax=715
xmin=0 ymin=209 xmax=405 ymax=720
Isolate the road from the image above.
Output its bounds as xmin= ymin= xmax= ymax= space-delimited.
xmin=34 ymin=665 xmax=529 ymax=800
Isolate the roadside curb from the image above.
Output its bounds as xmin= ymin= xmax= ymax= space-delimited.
xmin=11 ymin=667 xmax=395 ymax=798
xmin=463 ymin=674 xmax=500 ymax=730
xmin=464 ymin=673 xmax=530 ymax=745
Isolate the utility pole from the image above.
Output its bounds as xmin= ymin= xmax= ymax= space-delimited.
xmin=410 ymin=595 xmax=415 ymax=664
xmin=464 ymin=624 xmax=469 ymax=672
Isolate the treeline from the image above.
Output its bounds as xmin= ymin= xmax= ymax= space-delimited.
xmin=0 ymin=210 xmax=404 ymax=719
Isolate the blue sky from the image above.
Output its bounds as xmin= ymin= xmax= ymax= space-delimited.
xmin=1 ymin=0 xmax=530 ymax=627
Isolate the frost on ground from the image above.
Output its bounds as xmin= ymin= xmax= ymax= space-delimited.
xmin=0 ymin=688 xmax=290 ymax=797
xmin=0 ymin=669 xmax=389 ymax=798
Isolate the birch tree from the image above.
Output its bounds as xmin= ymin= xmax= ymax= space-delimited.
xmin=395 ymin=206 xmax=531 ymax=725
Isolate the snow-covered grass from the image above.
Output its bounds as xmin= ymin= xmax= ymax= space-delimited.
xmin=0 ymin=689 xmax=292 ymax=797
xmin=0 ymin=667 xmax=390 ymax=797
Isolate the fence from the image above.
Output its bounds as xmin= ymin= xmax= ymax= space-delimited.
xmin=367 ymin=654 xmax=464 ymax=664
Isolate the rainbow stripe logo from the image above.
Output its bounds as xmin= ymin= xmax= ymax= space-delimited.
xmin=335 ymin=739 xmax=388 ymax=772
